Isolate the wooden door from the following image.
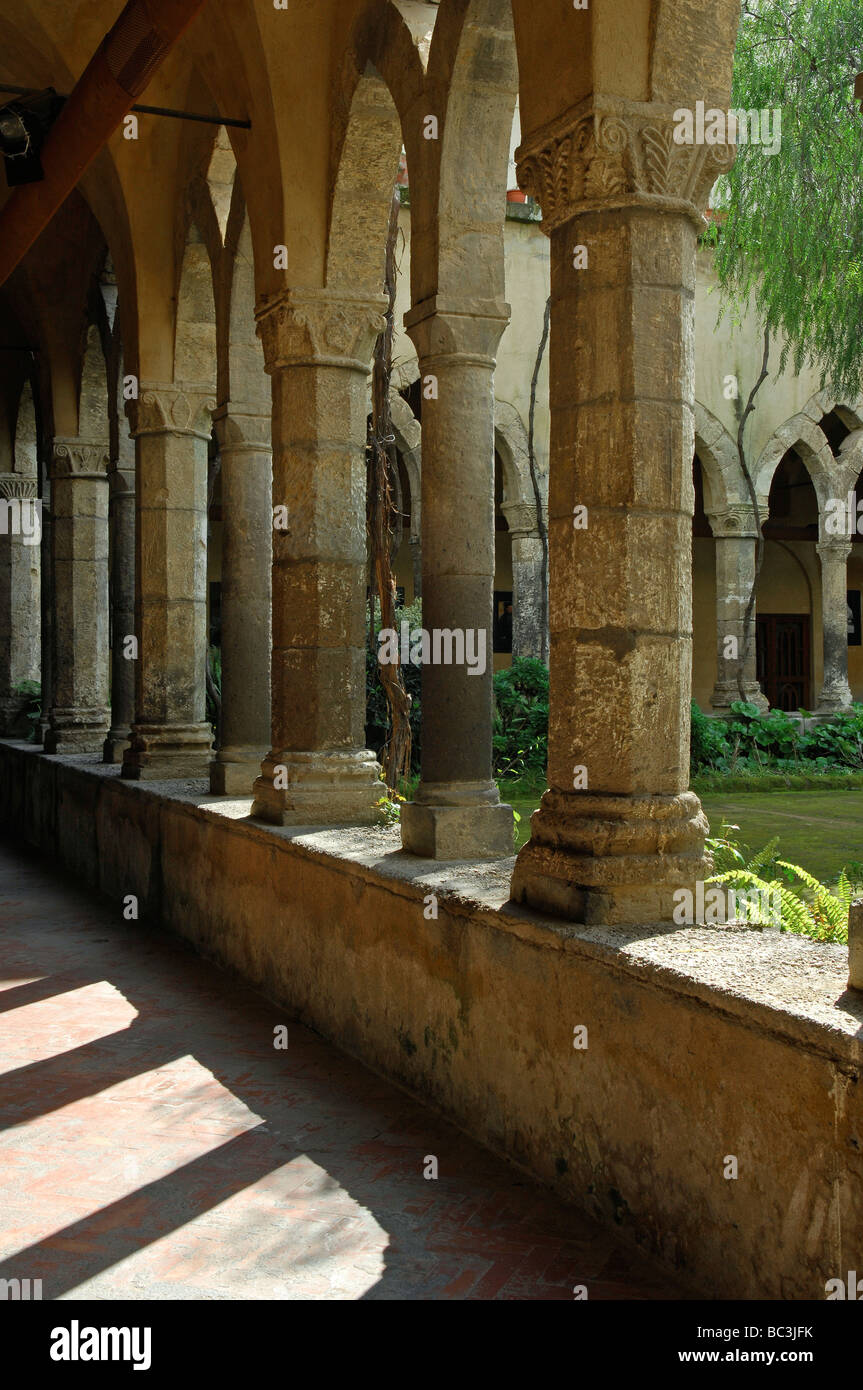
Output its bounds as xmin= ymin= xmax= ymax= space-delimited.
xmin=756 ymin=614 xmax=810 ymax=710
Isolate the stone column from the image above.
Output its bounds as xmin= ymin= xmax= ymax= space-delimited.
xmin=210 ymin=407 xmax=272 ymax=795
xmin=0 ymin=474 xmax=40 ymax=734
xmin=37 ymin=478 xmax=53 ymax=746
xmin=817 ymin=538 xmax=853 ymax=711
xmin=708 ymin=508 xmax=768 ymax=711
xmin=251 ymin=288 xmax=385 ymax=825
xmin=103 ymin=457 xmax=136 ymax=761
xmin=400 ymin=299 xmax=514 ymax=859
xmin=122 ymin=385 xmax=214 ymax=780
xmin=45 ymin=440 xmax=110 ymax=754
xmin=502 ymin=500 xmax=545 ymax=661
xmin=510 ymin=101 xmax=731 ymax=925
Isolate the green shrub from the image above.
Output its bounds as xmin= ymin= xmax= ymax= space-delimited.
xmin=492 ymin=656 xmax=549 ymax=779
xmin=690 ymin=700 xmax=863 ymax=779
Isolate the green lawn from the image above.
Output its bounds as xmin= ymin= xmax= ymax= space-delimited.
xmin=700 ymin=790 xmax=863 ymax=885
xmin=502 ymin=783 xmax=863 ymax=885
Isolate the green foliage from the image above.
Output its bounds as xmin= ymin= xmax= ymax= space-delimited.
xmin=492 ymin=656 xmax=549 ymax=779
xmin=705 ymin=820 xmax=855 ymax=942
xmin=376 ymin=773 xmax=406 ymax=826
xmin=690 ymin=699 xmax=732 ymax=772
xmin=366 ymin=613 xmax=551 ymax=788
xmin=691 ymin=700 xmax=863 ymax=779
xmin=708 ymin=0 xmax=863 ymax=396
xmin=12 ymin=679 xmax=41 ymax=741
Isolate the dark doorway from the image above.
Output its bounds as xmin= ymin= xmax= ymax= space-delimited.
xmin=756 ymin=614 xmax=810 ymax=710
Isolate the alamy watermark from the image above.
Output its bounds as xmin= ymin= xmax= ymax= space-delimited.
xmin=378 ymin=621 xmax=486 ymax=676
xmin=673 ymin=882 xmax=782 ymax=928
xmin=0 ymin=497 xmax=41 ymax=546
xmin=673 ymin=101 xmax=782 ymax=157
xmin=825 ymin=491 xmax=863 ymax=536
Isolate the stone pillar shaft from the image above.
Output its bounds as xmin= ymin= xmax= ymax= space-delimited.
xmin=0 ymin=474 xmax=40 ymax=734
xmin=708 ymin=514 xmax=767 ymax=710
xmin=45 ymin=441 xmax=110 ymax=754
xmin=817 ymin=540 xmax=852 ymax=711
xmin=122 ymin=386 xmax=214 ymax=780
xmin=251 ymin=289 xmax=385 ymax=825
xmin=38 ymin=482 xmax=53 ymax=746
xmin=103 ymin=463 xmax=136 ymax=761
xmin=399 ymin=299 xmax=514 ymax=860
xmin=210 ymin=409 xmax=272 ymax=795
xmin=510 ymin=101 xmax=729 ymax=924
xmin=503 ymin=500 xmax=545 ymax=662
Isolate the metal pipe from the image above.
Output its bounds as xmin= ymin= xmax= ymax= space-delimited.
xmin=0 ymin=84 xmax=250 ymax=130
xmin=0 ymin=0 xmax=210 ymax=287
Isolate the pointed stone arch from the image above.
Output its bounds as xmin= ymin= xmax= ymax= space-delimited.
xmin=327 ymin=67 xmax=404 ymax=293
xmin=753 ymin=414 xmax=837 ymax=514
xmin=13 ymin=380 xmax=38 ymax=479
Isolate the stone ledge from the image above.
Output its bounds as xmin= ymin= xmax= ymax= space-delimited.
xmin=7 ymin=740 xmax=861 ymax=1064
xmin=3 ymin=738 xmax=862 ymax=1299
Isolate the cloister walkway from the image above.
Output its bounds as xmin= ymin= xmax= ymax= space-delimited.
xmin=0 ymin=838 xmax=687 ymax=1301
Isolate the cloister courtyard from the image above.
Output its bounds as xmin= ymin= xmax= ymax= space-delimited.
xmin=0 ymin=0 xmax=861 ymax=1320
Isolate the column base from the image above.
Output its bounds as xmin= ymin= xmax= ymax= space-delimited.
xmin=710 ymin=681 xmax=768 ymax=712
xmin=210 ymin=749 xmax=265 ymax=797
xmin=401 ymin=801 xmax=515 ymax=860
xmin=816 ymin=682 xmax=853 ymax=714
xmin=121 ymin=722 xmax=213 ymax=780
xmin=45 ymin=707 xmax=110 ymax=755
xmin=102 ymin=727 xmax=131 ymax=764
xmin=510 ymin=789 xmax=711 ymax=927
xmin=251 ymin=749 xmax=383 ymax=826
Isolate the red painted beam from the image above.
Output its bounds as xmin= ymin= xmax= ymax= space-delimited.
xmin=0 ymin=0 xmax=208 ymax=287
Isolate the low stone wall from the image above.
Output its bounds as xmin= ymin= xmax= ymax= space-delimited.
xmin=1 ymin=738 xmax=861 ymax=1299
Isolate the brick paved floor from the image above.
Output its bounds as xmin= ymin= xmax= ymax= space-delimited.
xmin=0 ymin=839 xmax=688 ymax=1300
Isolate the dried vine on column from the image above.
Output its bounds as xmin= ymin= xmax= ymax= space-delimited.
xmin=367 ymin=188 xmax=412 ymax=789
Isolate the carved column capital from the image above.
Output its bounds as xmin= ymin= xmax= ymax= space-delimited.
xmin=0 ymin=472 xmax=38 ymax=500
xmin=254 ymin=288 xmax=388 ymax=374
xmin=502 ymin=500 xmax=540 ymax=538
xmin=403 ymin=295 xmax=510 ymax=369
xmin=50 ymin=439 xmax=110 ymax=480
xmin=212 ymin=406 xmax=272 ymax=453
xmin=128 ymin=384 xmax=216 ymax=441
xmin=516 ymin=95 xmax=736 ymax=233
xmin=707 ymin=506 xmax=760 ymax=539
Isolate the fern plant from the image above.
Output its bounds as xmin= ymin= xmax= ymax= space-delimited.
xmin=703 ymin=817 xmax=850 ymax=939
xmin=705 ymin=822 xmax=852 ymax=943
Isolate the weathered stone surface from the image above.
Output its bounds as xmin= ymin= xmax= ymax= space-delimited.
xmin=122 ymin=386 xmax=213 ymax=781
xmin=209 ymin=409 xmax=272 ymax=797
xmin=45 ymin=441 xmax=110 ymax=755
xmin=1 ymin=740 xmax=860 ymax=1302
xmin=510 ymin=102 xmax=715 ymax=924
xmin=103 ymin=462 xmax=136 ymax=762
xmin=0 ymin=473 xmax=40 ymax=736
xmin=708 ymin=517 xmax=767 ymax=710
xmin=850 ymin=899 xmax=863 ymax=991
xmin=817 ymin=540 xmax=853 ymax=712
xmin=401 ymin=801 xmax=515 ymax=860
xmin=401 ymin=298 xmax=514 ymax=859
xmin=251 ymin=289 xmax=385 ymax=826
